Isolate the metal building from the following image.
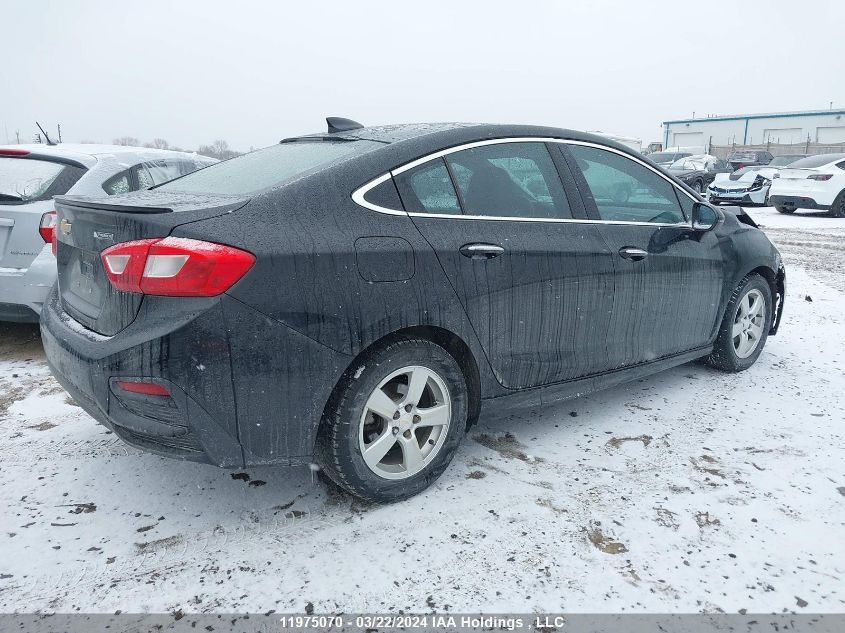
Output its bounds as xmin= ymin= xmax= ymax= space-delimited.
xmin=662 ymin=109 xmax=845 ymax=149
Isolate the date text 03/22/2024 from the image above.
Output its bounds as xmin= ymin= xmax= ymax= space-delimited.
xmin=276 ymin=615 xmax=529 ymax=630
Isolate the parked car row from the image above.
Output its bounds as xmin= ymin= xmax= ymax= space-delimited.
xmin=665 ymin=154 xmax=732 ymax=193
xmin=33 ymin=120 xmax=785 ymax=502
xmin=0 ymin=144 xmax=216 ymax=322
xmin=705 ymin=152 xmax=845 ymax=216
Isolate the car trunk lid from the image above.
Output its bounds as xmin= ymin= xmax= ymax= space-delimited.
xmin=0 ymin=200 xmax=55 ymax=270
xmin=777 ymin=167 xmax=819 ymax=180
xmin=54 ymin=192 xmax=249 ymax=336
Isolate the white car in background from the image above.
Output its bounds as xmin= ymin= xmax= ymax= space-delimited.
xmin=0 ymin=144 xmax=216 ymax=322
xmin=707 ymin=155 xmax=810 ymax=206
xmin=768 ymin=153 xmax=845 ymax=217
xmin=708 ymin=165 xmax=778 ymax=206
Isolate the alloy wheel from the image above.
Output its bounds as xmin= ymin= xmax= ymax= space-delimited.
xmin=359 ymin=365 xmax=452 ymax=480
xmin=732 ymin=289 xmax=766 ymax=358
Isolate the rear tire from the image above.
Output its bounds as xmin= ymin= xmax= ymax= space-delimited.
xmin=693 ymin=180 xmax=704 ymax=194
xmin=706 ymin=274 xmax=772 ymax=372
xmin=775 ymin=204 xmax=795 ymax=214
xmin=315 ymin=337 xmax=468 ymax=503
xmin=828 ymin=191 xmax=845 ymax=218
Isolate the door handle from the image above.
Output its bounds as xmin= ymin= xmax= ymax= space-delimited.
xmin=460 ymin=243 xmax=505 ymax=260
xmin=618 ymin=247 xmax=648 ymax=261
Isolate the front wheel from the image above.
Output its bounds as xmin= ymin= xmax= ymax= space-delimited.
xmin=315 ymin=337 xmax=468 ymax=503
xmin=693 ymin=180 xmax=705 ymax=194
xmin=706 ymin=274 xmax=772 ymax=372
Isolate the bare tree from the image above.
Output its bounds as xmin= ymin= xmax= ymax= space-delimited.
xmin=113 ymin=136 xmax=140 ymax=146
xmin=142 ymin=138 xmax=170 ymax=150
xmin=197 ymin=139 xmax=241 ymax=160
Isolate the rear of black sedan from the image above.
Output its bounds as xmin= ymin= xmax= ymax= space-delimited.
xmin=40 ymin=138 xmax=389 ymax=468
xmin=42 ymin=121 xmax=785 ymax=503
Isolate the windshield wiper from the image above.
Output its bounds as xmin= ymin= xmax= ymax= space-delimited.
xmin=0 ymin=193 xmax=24 ymax=202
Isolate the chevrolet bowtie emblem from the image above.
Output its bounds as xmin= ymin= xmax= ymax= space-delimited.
xmin=59 ymin=218 xmax=72 ymax=236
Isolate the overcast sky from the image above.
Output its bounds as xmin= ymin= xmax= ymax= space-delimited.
xmin=4 ymin=0 xmax=844 ymax=151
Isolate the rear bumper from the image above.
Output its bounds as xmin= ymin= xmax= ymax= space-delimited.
xmin=40 ymin=287 xmax=349 ymax=468
xmin=768 ymin=195 xmax=830 ymax=211
xmin=0 ymin=245 xmax=56 ymax=320
xmin=40 ymin=287 xmax=245 ymax=466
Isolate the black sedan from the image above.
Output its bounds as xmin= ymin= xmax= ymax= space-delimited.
xmin=727 ymin=149 xmax=774 ymax=170
xmin=666 ymin=154 xmax=733 ymax=193
xmin=41 ymin=120 xmax=785 ymax=503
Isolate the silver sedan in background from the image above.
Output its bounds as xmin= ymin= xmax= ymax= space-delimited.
xmin=0 ymin=144 xmax=215 ymax=321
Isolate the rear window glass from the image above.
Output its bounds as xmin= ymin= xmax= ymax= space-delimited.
xmin=648 ymin=152 xmax=689 ymax=163
xmin=768 ymin=155 xmax=805 ymax=166
xmin=0 ymin=157 xmax=68 ymax=202
xmin=156 ymin=140 xmax=381 ymax=195
xmin=786 ymin=154 xmax=845 ymax=169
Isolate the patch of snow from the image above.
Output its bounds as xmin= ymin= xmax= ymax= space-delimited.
xmin=1 ymin=221 xmax=843 ymax=614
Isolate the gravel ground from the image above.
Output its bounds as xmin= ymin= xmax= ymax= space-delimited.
xmin=1 ymin=208 xmax=843 ymax=614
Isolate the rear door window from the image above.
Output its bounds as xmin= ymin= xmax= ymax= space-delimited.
xmin=567 ymin=144 xmax=687 ymax=224
xmin=445 ymin=142 xmax=572 ymax=219
xmin=143 ymin=159 xmax=188 ymax=186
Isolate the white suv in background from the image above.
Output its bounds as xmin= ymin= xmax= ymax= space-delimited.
xmin=768 ymin=153 xmax=845 ymax=217
xmin=0 ymin=144 xmax=216 ymax=322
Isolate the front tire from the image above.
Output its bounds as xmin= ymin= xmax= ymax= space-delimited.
xmin=315 ymin=337 xmax=468 ymax=503
xmin=706 ymin=274 xmax=772 ymax=372
xmin=828 ymin=191 xmax=845 ymax=218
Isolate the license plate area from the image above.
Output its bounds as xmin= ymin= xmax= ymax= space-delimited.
xmin=62 ymin=247 xmax=107 ymax=320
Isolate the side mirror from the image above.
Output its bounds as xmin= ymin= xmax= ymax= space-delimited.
xmin=692 ymin=202 xmax=718 ymax=230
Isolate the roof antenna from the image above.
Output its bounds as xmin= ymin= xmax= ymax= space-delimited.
xmin=326 ymin=117 xmax=363 ymax=134
xmin=36 ymin=121 xmax=57 ymax=145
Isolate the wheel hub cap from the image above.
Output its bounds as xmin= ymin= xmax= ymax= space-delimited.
xmin=732 ymin=288 xmax=766 ymax=359
xmin=359 ymin=365 xmax=452 ymax=480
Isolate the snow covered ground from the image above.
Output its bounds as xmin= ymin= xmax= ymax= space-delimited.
xmin=1 ymin=206 xmax=843 ymax=614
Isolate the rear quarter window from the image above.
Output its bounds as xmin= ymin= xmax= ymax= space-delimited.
xmin=102 ymin=170 xmax=132 ymax=195
xmin=156 ymin=140 xmax=381 ymax=195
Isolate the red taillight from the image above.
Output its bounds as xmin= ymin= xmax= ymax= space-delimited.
xmin=0 ymin=148 xmax=30 ymax=156
xmin=100 ymin=237 xmax=255 ymax=297
xmin=808 ymin=174 xmax=833 ymax=181
xmin=115 ymin=380 xmax=170 ymax=397
xmin=39 ymin=210 xmax=57 ymax=244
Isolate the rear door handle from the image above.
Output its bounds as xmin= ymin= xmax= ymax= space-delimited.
xmin=618 ymin=247 xmax=648 ymax=261
xmin=460 ymin=243 xmax=505 ymax=260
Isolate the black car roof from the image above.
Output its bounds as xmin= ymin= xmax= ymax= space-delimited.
xmin=294 ymin=122 xmax=643 ymax=164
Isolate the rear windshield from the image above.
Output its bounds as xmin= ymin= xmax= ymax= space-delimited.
xmin=156 ymin=140 xmax=382 ymax=195
xmin=785 ymin=153 xmax=845 ymax=169
xmin=768 ymin=155 xmax=805 ymax=167
xmin=729 ymin=152 xmax=766 ymax=161
xmin=0 ymin=157 xmax=69 ymax=202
